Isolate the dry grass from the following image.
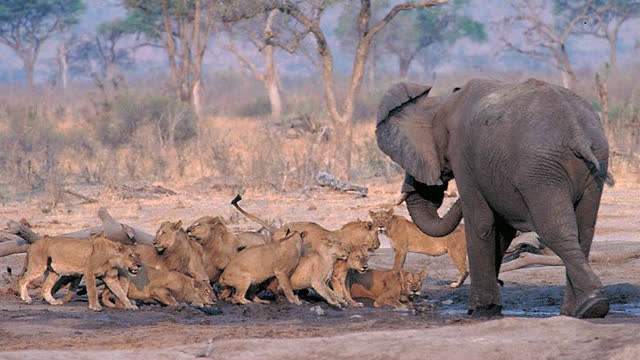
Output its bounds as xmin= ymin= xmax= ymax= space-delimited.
xmin=0 ymin=67 xmax=638 ymax=202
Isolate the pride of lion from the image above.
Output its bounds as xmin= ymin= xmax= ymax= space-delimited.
xmin=14 ymin=194 xmax=467 ymax=311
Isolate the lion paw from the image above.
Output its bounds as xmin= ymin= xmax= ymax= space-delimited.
xmin=450 ymin=281 xmax=461 ymax=288
xmin=89 ymin=304 xmax=103 ymax=312
xmin=47 ymin=299 xmax=64 ymax=306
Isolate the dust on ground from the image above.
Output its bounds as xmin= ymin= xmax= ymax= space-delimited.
xmin=1 ymin=177 xmax=640 ymax=359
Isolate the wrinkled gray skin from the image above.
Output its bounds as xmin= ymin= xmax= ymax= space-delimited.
xmin=376 ymin=79 xmax=610 ymax=318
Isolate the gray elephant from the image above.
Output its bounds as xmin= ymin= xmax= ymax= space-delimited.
xmin=376 ymin=78 xmax=611 ymax=318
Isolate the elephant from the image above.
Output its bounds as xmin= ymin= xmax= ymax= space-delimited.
xmin=376 ymin=78 xmax=611 ymax=318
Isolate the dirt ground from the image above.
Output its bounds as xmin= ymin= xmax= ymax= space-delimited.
xmin=1 ymin=177 xmax=640 ymax=359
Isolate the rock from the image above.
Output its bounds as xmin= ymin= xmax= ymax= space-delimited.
xmin=441 ymin=299 xmax=453 ymax=305
xmin=310 ymin=305 xmax=325 ymax=316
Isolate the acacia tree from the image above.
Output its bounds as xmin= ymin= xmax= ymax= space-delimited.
xmin=0 ymin=0 xmax=85 ymax=89
xmin=270 ymin=0 xmax=448 ymax=179
xmin=68 ymin=19 xmax=136 ymax=91
xmin=560 ymin=0 xmax=640 ymax=67
xmin=223 ymin=10 xmax=286 ymax=119
xmin=500 ymin=0 xmax=592 ymax=89
xmin=123 ymin=0 xmax=218 ymax=114
xmin=336 ymin=0 xmax=485 ymax=78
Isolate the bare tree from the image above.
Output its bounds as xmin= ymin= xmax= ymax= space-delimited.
xmin=566 ymin=0 xmax=640 ymax=68
xmin=270 ymin=0 xmax=448 ymax=179
xmin=0 ymin=0 xmax=85 ymax=89
xmin=223 ymin=10 xmax=286 ymax=119
xmin=500 ymin=0 xmax=592 ymax=89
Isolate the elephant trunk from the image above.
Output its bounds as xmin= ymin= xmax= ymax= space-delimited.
xmin=405 ymin=193 xmax=462 ymax=237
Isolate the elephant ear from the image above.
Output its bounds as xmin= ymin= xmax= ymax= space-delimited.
xmin=376 ymin=82 xmax=442 ymax=186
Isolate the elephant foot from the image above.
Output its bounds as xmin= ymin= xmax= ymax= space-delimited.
xmin=467 ymin=304 xmax=503 ymax=319
xmin=574 ymin=292 xmax=609 ymax=319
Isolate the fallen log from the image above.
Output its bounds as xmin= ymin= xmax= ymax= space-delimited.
xmin=0 ymin=233 xmax=30 ymax=257
xmin=315 ymin=171 xmax=368 ymax=197
xmin=0 ymin=208 xmax=154 ymax=257
xmin=59 ymin=208 xmax=154 ymax=245
xmin=64 ymin=189 xmax=98 ymax=204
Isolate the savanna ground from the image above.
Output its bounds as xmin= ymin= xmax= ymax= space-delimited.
xmin=1 ymin=174 xmax=640 ymax=359
xmin=0 ymin=68 xmax=639 ymax=359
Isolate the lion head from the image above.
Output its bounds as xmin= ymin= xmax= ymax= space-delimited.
xmin=400 ymin=270 xmax=427 ymax=300
xmin=154 ymin=221 xmax=183 ymax=253
xmin=194 ymin=280 xmax=216 ymax=305
xmin=93 ymin=235 xmax=142 ymax=275
xmin=326 ymin=239 xmax=349 ymax=260
xmin=340 ymin=220 xmax=380 ymax=251
xmin=369 ymin=208 xmax=394 ymax=234
xmin=347 ymin=246 xmax=369 ymax=273
xmin=186 ymin=216 xmax=227 ymax=244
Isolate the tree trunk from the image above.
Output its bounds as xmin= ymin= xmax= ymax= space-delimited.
xmin=264 ymin=45 xmax=283 ymax=120
xmin=192 ymin=79 xmax=202 ymax=117
xmin=608 ymin=31 xmax=617 ymax=68
xmin=57 ymin=43 xmax=68 ymax=90
xmin=398 ymin=56 xmax=411 ymax=78
xmin=558 ymin=46 xmax=576 ymax=90
xmin=23 ymin=57 xmax=36 ymax=90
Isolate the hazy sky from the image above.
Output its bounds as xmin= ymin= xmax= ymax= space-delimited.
xmin=0 ymin=0 xmax=638 ymax=83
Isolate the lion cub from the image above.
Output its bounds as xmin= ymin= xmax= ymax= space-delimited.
xmin=101 ymin=266 xmax=214 ymax=308
xmin=369 ymin=208 xmax=468 ymax=288
xmin=348 ymin=269 xmax=427 ymax=309
xmin=331 ymin=245 xmax=370 ymax=307
xmin=219 ymin=230 xmax=304 ymax=305
xmin=19 ymin=234 xmax=141 ymax=311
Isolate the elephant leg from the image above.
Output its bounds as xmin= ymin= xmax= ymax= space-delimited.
xmin=560 ymin=181 xmax=606 ymax=317
xmin=494 ymin=218 xmax=517 ymax=280
xmin=522 ymin=187 xmax=605 ymax=318
xmin=459 ymin=184 xmax=502 ymax=316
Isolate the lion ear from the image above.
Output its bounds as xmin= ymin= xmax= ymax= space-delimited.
xmin=366 ymin=221 xmax=373 ymax=230
xmin=368 ymin=210 xmax=375 ymax=218
xmin=386 ymin=207 xmax=394 ymax=216
xmin=174 ymin=220 xmax=183 ymax=230
xmin=419 ymin=270 xmax=428 ymax=279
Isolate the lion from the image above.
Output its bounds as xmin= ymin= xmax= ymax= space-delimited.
xmin=331 ymin=245 xmax=370 ymax=307
xmin=218 ymin=230 xmax=304 ymax=305
xmin=18 ymin=234 xmax=141 ymax=311
xmin=154 ymin=221 xmax=210 ymax=284
xmin=266 ymin=238 xmax=349 ymax=307
xmin=347 ymin=269 xmax=427 ymax=309
xmin=186 ymin=216 xmax=269 ymax=281
xmin=101 ymin=266 xmax=214 ymax=308
xmin=369 ymin=208 xmax=468 ymax=288
xmin=186 ymin=216 xmax=239 ymax=281
xmin=231 ymin=193 xmax=380 ymax=252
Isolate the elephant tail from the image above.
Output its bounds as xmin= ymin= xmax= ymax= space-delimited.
xmin=569 ymin=140 xmax=614 ymax=187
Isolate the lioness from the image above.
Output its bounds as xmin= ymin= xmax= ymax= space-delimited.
xmin=348 ymin=269 xmax=427 ymax=309
xmin=273 ymin=221 xmax=380 ymax=254
xmin=369 ymin=208 xmax=468 ymax=288
xmin=19 ymin=234 xmax=141 ymax=311
xmin=186 ymin=216 xmax=239 ymax=281
xmin=231 ymin=193 xmax=380 ymax=252
xmin=286 ymin=238 xmax=349 ymax=307
xmin=154 ymin=221 xmax=210 ymax=284
xmin=101 ymin=266 xmax=214 ymax=308
xmin=219 ymin=230 xmax=304 ymax=305
xmin=331 ymin=246 xmax=370 ymax=307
